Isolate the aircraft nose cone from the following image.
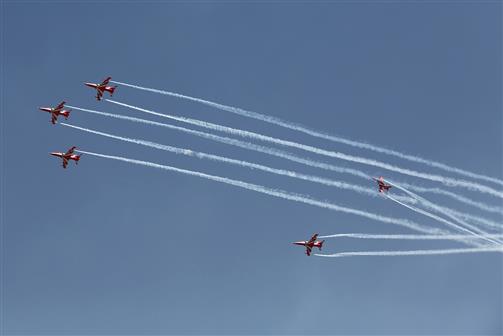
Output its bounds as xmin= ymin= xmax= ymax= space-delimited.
xmin=84 ymin=83 xmax=94 ymax=88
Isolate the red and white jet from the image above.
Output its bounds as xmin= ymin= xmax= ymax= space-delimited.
xmin=85 ymin=76 xmax=117 ymax=101
xmin=50 ymin=146 xmax=81 ymax=169
xmin=373 ymin=176 xmax=392 ymax=193
xmin=39 ymin=101 xmax=71 ymax=124
xmin=293 ymin=233 xmax=325 ymax=256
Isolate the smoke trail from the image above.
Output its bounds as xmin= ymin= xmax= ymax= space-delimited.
xmin=111 ymin=80 xmax=503 ymax=187
xmin=69 ymin=106 xmax=500 ymax=220
xmin=388 ymin=181 xmax=503 ymax=245
xmin=315 ymin=247 xmax=503 ymax=257
xmin=319 ymin=233 xmax=503 ymax=240
xmin=386 ymin=195 xmax=500 ymax=246
xmin=106 ymin=99 xmax=503 ymax=199
xmin=67 ymin=105 xmax=374 ymax=181
xmin=61 ymin=122 xmax=415 ymax=202
xmin=65 ymin=122 xmax=498 ymax=245
xmin=403 ymin=183 xmax=503 ymax=215
xmin=441 ymin=209 xmax=502 ymax=231
xmin=397 ymin=197 xmax=502 ymax=232
xmin=77 ymin=150 xmax=447 ymax=235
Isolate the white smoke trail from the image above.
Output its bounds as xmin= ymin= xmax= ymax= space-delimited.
xmin=67 ymin=105 xmax=374 ymax=181
xmin=442 ymin=209 xmax=502 ymax=231
xmin=69 ymin=106 xmax=500 ymax=222
xmin=77 ymin=150 xmax=447 ymax=235
xmin=319 ymin=233 xmax=503 ymax=240
xmin=397 ymin=198 xmax=502 ymax=232
xmin=386 ymin=195 xmax=500 ymax=246
xmin=61 ymin=122 xmax=414 ymax=202
xmin=106 ymin=99 xmax=503 ymax=199
xmin=70 ymin=105 xmax=503 ymax=236
xmin=388 ymin=181 xmax=503 ymax=245
xmin=65 ymin=122 xmax=497 ymax=246
xmin=111 ymin=80 xmax=503 ymax=188
xmin=314 ymin=247 xmax=503 ymax=257
xmin=403 ymin=183 xmax=503 ymax=215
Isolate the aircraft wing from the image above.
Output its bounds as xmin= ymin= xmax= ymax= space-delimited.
xmin=306 ymin=246 xmax=312 ymax=256
xmin=56 ymin=101 xmax=66 ymax=110
xmin=308 ymin=234 xmax=318 ymax=244
xmin=65 ymin=146 xmax=76 ymax=155
xmin=51 ymin=114 xmax=57 ymax=124
xmin=62 ymin=158 xmax=68 ymax=169
xmin=96 ymin=90 xmax=103 ymax=101
xmin=100 ymin=77 xmax=111 ymax=86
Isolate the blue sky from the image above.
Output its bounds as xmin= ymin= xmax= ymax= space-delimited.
xmin=2 ymin=1 xmax=502 ymax=334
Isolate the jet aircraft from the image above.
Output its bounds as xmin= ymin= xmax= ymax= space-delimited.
xmin=293 ymin=233 xmax=325 ymax=256
xmin=50 ymin=146 xmax=81 ymax=169
xmin=373 ymin=176 xmax=392 ymax=193
xmin=39 ymin=101 xmax=71 ymax=124
xmin=85 ymin=76 xmax=117 ymax=101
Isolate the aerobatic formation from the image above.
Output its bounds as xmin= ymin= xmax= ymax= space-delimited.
xmin=39 ymin=76 xmax=503 ymax=258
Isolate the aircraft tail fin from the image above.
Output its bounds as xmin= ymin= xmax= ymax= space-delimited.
xmin=318 ymin=240 xmax=324 ymax=250
xmin=61 ymin=110 xmax=70 ymax=119
xmin=109 ymin=86 xmax=117 ymax=96
xmin=75 ymin=155 xmax=81 ymax=164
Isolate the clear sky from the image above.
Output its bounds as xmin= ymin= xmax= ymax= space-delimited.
xmin=2 ymin=1 xmax=502 ymax=335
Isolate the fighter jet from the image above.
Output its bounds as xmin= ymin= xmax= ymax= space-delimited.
xmin=50 ymin=146 xmax=81 ymax=168
xmin=85 ymin=76 xmax=117 ymax=101
xmin=39 ymin=101 xmax=71 ymax=124
xmin=293 ymin=233 xmax=324 ymax=256
xmin=373 ymin=176 xmax=392 ymax=193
